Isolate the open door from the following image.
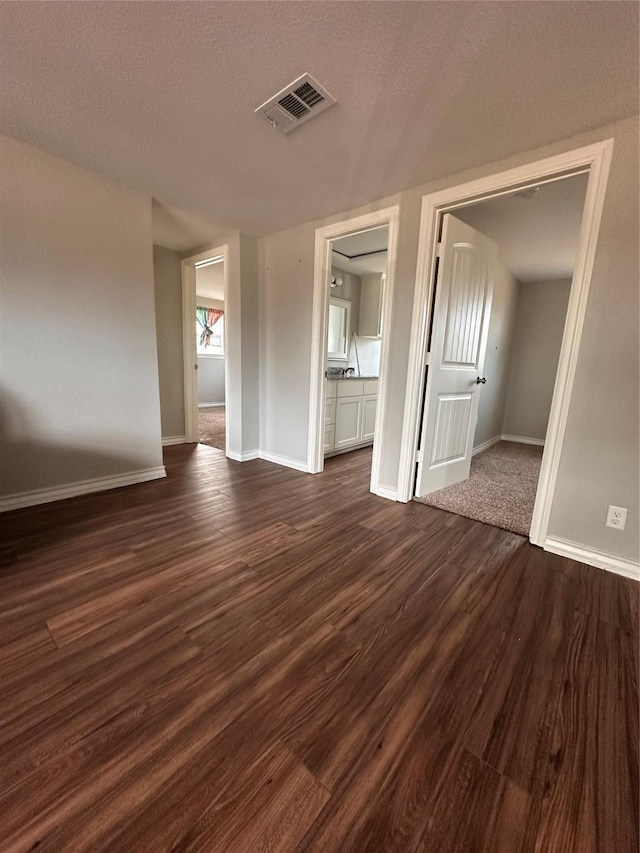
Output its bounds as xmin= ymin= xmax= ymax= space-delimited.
xmin=415 ymin=214 xmax=498 ymax=497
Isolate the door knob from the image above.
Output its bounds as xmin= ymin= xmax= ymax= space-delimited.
xmin=475 ymin=376 xmax=487 ymax=384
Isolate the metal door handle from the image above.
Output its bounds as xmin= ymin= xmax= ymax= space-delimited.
xmin=475 ymin=376 xmax=487 ymax=384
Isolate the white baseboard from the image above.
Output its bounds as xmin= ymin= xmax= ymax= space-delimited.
xmin=0 ymin=466 xmax=167 ymax=513
xmin=545 ymin=535 xmax=640 ymax=581
xmin=226 ymin=449 xmax=259 ymax=462
xmin=372 ymin=484 xmax=398 ymax=501
xmin=472 ymin=435 xmax=544 ymax=456
xmin=501 ymin=434 xmax=545 ymax=447
xmin=162 ymin=435 xmax=186 ymax=446
xmin=259 ymin=450 xmax=308 ymax=473
xmin=472 ymin=435 xmax=502 ymax=456
xmin=198 ymin=402 xmax=225 ymax=408
xmin=324 ymin=441 xmax=374 ymax=459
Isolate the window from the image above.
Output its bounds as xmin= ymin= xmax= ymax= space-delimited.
xmin=196 ymin=306 xmax=224 ymax=356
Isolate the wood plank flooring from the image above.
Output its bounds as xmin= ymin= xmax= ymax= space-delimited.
xmin=0 ymin=444 xmax=637 ymax=852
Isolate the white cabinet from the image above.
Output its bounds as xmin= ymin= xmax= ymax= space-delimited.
xmin=358 ymin=273 xmax=384 ymax=337
xmin=324 ymin=378 xmax=378 ymax=455
xmin=324 ymin=424 xmax=335 ymax=452
xmin=335 ymin=396 xmax=363 ymax=449
xmin=362 ymin=394 xmax=377 ymax=441
xmin=324 ymin=380 xmax=337 ymax=451
xmin=337 ymin=379 xmax=364 ymax=398
xmin=325 ymin=397 xmax=336 ymax=426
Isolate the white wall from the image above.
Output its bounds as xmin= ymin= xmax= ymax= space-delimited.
xmin=0 ymin=134 xmax=163 ymax=498
xmin=153 ymin=245 xmax=185 ymax=439
xmin=197 ymin=358 xmax=225 ymax=405
xmin=502 ymin=279 xmax=571 ymax=441
xmin=474 ymin=262 xmax=520 ymax=448
xmin=239 ymin=235 xmax=260 ymax=452
xmin=348 ymin=337 xmax=381 ymax=378
xmin=549 ymin=120 xmax=639 ymax=560
xmin=259 ymin=116 xmax=639 ymax=563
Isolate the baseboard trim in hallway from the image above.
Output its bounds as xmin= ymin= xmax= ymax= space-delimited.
xmin=226 ymin=449 xmax=259 ymax=462
xmin=259 ymin=450 xmax=309 ymax=472
xmin=545 ymin=535 xmax=640 ymax=580
xmin=0 ymin=465 xmax=167 ymax=512
xmin=162 ymin=435 xmax=186 ymax=446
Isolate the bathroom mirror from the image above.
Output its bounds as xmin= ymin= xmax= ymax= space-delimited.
xmin=327 ymin=297 xmax=351 ymax=360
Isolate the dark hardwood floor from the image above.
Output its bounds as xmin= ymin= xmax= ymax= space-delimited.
xmin=0 ymin=444 xmax=637 ymax=852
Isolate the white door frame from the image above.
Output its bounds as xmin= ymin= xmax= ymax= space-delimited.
xmin=181 ymin=244 xmax=229 ymax=448
xmin=307 ymin=205 xmax=400 ymax=497
xmin=397 ymin=139 xmax=614 ymax=547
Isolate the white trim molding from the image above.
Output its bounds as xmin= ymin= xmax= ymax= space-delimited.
xmin=181 ymin=244 xmax=229 ymax=445
xmin=0 ymin=466 xmax=167 ymax=513
xmin=198 ymin=402 xmax=225 ymax=408
xmin=226 ymin=449 xmax=259 ymax=463
xmin=472 ymin=435 xmax=544 ymax=456
xmin=162 ymin=435 xmax=186 ymax=446
xmin=472 ymin=435 xmax=502 ymax=456
xmin=259 ymin=450 xmax=309 ymax=473
xmin=397 ymin=138 xmax=614 ymax=556
xmin=501 ymin=434 xmax=545 ymax=447
xmin=545 ymin=536 xmax=640 ymax=581
xmin=307 ymin=204 xmax=400 ymax=501
xmin=372 ymin=484 xmax=398 ymax=501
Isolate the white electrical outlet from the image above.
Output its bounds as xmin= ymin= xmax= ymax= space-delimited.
xmin=605 ymin=505 xmax=627 ymax=530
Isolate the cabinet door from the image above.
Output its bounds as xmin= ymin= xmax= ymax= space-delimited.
xmin=335 ymin=396 xmax=363 ymax=449
xmin=324 ymin=424 xmax=335 ymax=452
xmin=362 ymin=394 xmax=377 ymax=441
xmin=325 ymin=397 xmax=336 ymax=426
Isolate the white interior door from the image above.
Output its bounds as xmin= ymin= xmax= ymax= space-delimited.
xmin=415 ymin=214 xmax=498 ymax=497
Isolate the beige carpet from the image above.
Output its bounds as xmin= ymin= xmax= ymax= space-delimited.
xmin=414 ymin=440 xmax=543 ymax=536
xmin=199 ymin=406 xmax=225 ymax=451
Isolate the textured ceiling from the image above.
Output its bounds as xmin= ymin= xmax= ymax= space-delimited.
xmin=332 ymin=227 xmax=388 ymax=276
xmin=152 ymin=199 xmax=231 ymax=254
xmin=456 ymin=172 xmax=589 ymax=281
xmin=333 ymin=228 xmax=388 ymax=259
xmin=0 ymin=2 xmax=637 ymax=242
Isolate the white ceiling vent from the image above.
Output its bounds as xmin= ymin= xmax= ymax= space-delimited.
xmin=255 ymin=73 xmax=336 ymax=135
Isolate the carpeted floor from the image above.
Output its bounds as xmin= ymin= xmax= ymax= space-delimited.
xmin=199 ymin=406 xmax=225 ymax=451
xmin=413 ymin=440 xmax=543 ymax=536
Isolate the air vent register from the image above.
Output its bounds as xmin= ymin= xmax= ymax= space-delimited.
xmin=255 ymin=73 xmax=336 ymax=134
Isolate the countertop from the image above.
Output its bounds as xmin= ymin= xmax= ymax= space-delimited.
xmin=326 ymin=374 xmax=379 ymax=380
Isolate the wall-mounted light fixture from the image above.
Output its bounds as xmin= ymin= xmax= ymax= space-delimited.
xmin=330 ymin=275 xmax=343 ymax=288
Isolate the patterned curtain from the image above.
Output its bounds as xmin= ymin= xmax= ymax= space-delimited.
xmin=196 ymin=306 xmax=224 ymax=348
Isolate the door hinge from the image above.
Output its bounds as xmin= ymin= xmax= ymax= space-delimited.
xmin=425 ymin=351 xmax=431 ymax=366
xmin=415 ymin=449 xmax=424 ymax=464
xmin=435 ymin=242 xmax=443 ymax=258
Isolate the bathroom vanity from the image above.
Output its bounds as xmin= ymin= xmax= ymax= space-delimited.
xmin=324 ymin=377 xmax=378 ymax=454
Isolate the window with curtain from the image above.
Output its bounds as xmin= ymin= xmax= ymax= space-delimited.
xmin=196 ymin=306 xmax=225 ymax=356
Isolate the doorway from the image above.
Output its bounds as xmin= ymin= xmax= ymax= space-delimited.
xmin=195 ymin=257 xmax=226 ymax=450
xmin=398 ymin=140 xmax=613 ymax=547
xmin=411 ymin=173 xmax=587 ymax=535
xmin=307 ymin=206 xmax=399 ymax=498
xmin=181 ymin=245 xmax=230 ymax=454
